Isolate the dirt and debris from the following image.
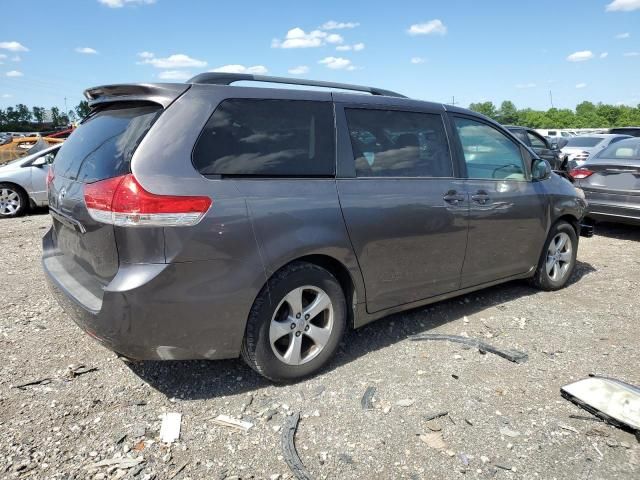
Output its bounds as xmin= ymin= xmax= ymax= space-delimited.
xmin=1 ymin=214 xmax=639 ymax=479
xmin=360 ymin=386 xmax=376 ymax=410
xmin=408 ymin=333 xmax=529 ymax=363
xmin=281 ymin=412 xmax=312 ymax=480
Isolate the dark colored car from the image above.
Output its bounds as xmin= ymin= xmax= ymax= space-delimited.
xmin=505 ymin=126 xmax=565 ymax=170
xmin=43 ymin=74 xmax=588 ymax=382
xmin=571 ymin=137 xmax=640 ymax=225
xmin=609 ymin=127 xmax=640 ymax=138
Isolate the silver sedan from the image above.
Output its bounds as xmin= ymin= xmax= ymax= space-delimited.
xmin=0 ymin=144 xmax=61 ymax=218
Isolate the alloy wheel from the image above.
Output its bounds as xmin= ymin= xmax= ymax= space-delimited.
xmin=546 ymin=232 xmax=572 ymax=282
xmin=269 ymin=285 xmax=334 ymax=366
xmin=0 ymin=188 xmax=20 ymax=216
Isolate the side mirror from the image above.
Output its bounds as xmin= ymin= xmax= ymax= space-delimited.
xmin=532 ymin=158 xmax=552 ymax=181
xmin=556 ymin=138 xmax=569 ymax=149
xmin=31 ymin=157 xmax=47 ymax=167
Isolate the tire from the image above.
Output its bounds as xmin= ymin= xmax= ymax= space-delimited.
xmin=241 ymin=262 xmax=347 ymax=382
xmin=0 ymin=183 xmax=28 ymax=218
xmin=530 ymin=221 xmax=578 ymax=291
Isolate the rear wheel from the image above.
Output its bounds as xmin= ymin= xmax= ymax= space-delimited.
xmin=530 ymin=221 xmax=577 ymax=291
xmin=241 ymin=262 xmax=346 ymax=382
xmin=0 ymin=183 xmax=28 ymax=218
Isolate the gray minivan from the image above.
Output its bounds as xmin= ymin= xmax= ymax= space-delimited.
xmin=43 ymin=74 xmax=588 ymax=381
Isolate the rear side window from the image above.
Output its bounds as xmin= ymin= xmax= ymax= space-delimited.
xmin=344 ymin=108 xmax=453 ymax=177
xmin=597 ymin=139 xmax=640 ymax=160
xmin=54 ymin=104 xmax=161 ymax=183
xmin=193 ymin=99 xmax=335 ymax=177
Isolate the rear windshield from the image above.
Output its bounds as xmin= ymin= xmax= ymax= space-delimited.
xmin=565 ymin=137 xmax=602 ymax=148
xmin=193 ymin=99 xmax=335 ymax=177
xmin=54 ymin=103 xmax=161 ymax=182
xmin=597 ymin=138 xmax=640 ymax=160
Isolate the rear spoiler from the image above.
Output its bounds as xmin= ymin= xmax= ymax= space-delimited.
xmin=83 ymin=83 xmax=190 ymax=109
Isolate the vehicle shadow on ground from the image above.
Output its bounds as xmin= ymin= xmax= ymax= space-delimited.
xmin=590 ymin=222 xmax=640 ymax=241
xmin=127 ymin=264 xmax=595 ymax=400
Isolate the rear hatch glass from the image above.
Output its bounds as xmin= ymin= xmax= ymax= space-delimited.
xmin=47 ymin=103 xmax=161 ymax=295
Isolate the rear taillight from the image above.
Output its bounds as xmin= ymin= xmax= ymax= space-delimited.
xmin=46 ymin=168 xmax=54 ymax=190
xmin=84 ymin=174 xmax=211 ymax=227
xmin=569 ymin=168 xmax=594 ymax=180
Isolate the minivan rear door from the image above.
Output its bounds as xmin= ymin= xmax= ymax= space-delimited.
xmin=47 ymin=103 xmax=164 ymax=299
xmin=335 ymin=102 xmax=469 ymax=313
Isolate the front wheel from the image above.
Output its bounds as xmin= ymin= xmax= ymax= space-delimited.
xmin=241 ymin=262 xmax=347 ymax=382
xmin=530 ymin=221 xmax=578 ymax=291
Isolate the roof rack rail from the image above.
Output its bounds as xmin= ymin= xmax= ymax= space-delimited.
xmin=186 ymin=73 xmax=407 ymax=98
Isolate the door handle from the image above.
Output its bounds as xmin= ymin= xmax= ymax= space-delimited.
xmin=471 ymin=191 xmax=491 ymax=205
xmin=443 ymin=191 xmax=465 ymax=205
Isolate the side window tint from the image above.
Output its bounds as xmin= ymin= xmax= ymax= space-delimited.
xmin=454 ymin=117 xmax=526 ymax=180
xmin=193 ymin=99 xmax=335 ymax=176
xmin=527 ymin=132 xmax=546 ymax=149
xmin=344 ymin=108 xmax=453 ymax=178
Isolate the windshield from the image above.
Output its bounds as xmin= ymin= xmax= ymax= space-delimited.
xmin=565 ymin=137 xmax=603 ymax=148
xmin=595 ymin=138 xmax=640 ymax=160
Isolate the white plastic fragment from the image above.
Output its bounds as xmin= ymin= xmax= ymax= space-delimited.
xmin=211 ymin=414 xmax=254 ymax=432
xmin=160 ymin=412 xmax=182 ymax=443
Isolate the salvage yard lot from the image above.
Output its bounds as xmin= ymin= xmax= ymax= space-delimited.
xmin=1 ymin=213 xmax=639 ymax=480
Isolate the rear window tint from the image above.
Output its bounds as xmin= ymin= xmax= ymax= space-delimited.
xmin=193 ymin=99 xmax=335 ymax=177
xmin=565 ymin=137 xmax=602 ymax=148
xmin=54 ymin=104 xmax=161 ymax=182
xmin=597 ymin=138 xmax=640 ymax=160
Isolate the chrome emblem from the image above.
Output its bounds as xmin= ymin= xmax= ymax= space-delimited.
xmin=58 ymin=187 xmax=67 ymax=205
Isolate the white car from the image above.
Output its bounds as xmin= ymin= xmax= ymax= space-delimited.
xmin=562 ymin=134 xmax=632 ymax=168
xmin=0 ymin=144 xmax=61 ymax=217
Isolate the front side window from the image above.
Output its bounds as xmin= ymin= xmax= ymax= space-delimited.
xmin=453 ymin=117 xmax=526 ymax=180
xmin=193 ymin=99 xmax=335 ymax=177
xmin=344 ymin=108 xmax=453 ymax=177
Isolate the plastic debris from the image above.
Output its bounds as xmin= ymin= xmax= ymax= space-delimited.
xmin=408 ymin=333 xmax=528 ymax=364
xmin=424 ymin=411 xmax=448 ymax=422
xmin=160 ymin=412 xmax=182 ymax=443
xmin=211 ymin=414 xmax=253 ymax=432
xmin=86 ymin=457 xmax=144 ymax=470
xmin=361 ymin=386 xmax=376 ymax=410
xmin=419 ymin=432 xmax=447 ymax=450
xmin=395 ymin=399 xmax=415 ymax=407
xmin=281 ymin=412 xmax=313 ymax=480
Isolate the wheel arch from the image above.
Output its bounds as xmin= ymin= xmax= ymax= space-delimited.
xmin=264 ymin=254 xmax=360 ymax=329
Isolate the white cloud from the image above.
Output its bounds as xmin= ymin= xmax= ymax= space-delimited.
xmin=210 ymin=64 xmax=268 ymax=74
xmin=566 ymin=50 xmax=594 ymax=62
xmin=288 ymin=65 xmax=309 ymax=75
xmin=11 ymin=55 xmax=20 ymax=62
xmin=158 ymin=70 xmax=192 ymax=81
xmin=318 ymin=56 xmax=355 ymax=70
xmin=6 ymin=70 xmax=23 ymax=77
xmin=516 ymin=82 xmax=537 ymax=89
xmin=407 ymin=19 xmax=447 ymax=36
xmin=616 ymin=32 xmax=631 ymax=39
xmin=576 ymin=83 xmax=587 ymax=89
xmin=624 ymin=51 xmax=640 ymax=56
xmin=321 ymin=20 xmax=360 ymax=30
xmin=600 ymin=52 xmax=609 ymax=58
xmin=75 ymin=47 xmax=98 ymax=54
xmin=139 ymin=53 xmax=207 ymax=68
xmin=410 ymin=57 xmax=426 ymax=64
xmin=2 ymin=93 xmax=12 ymax=98
xmin=336 ymin=42 xmax=365 ymax=51
xmin=606 ymin=0 xmax=640 ymax=12
xmin=271 ymin=28 xmax=343 ymax=48
xmin=98 ymin=0 xmax=156 ymax=7
xmin=0 ymin=41 xmax=29 ymax=52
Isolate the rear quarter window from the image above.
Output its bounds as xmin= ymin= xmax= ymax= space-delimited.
xmin=54 ymin=104 xmax=161 ymax=183
xmin=192 ymin=99 xmax=335 ymax=177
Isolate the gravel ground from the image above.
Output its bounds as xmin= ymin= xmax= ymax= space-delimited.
xmin=1 ymin=212 xmax=639 ymax=480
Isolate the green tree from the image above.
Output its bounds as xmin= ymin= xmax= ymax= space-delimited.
xmin=32 ymin=106 xmax=45 ymax=124
xmin=496 ymin=101 xmax=519 ymax=125
xmin=51 ymin=107 xmax=61 ymax=127
xmin=468 ymin=101 xmax=497 ymax=118
xmin=75 ymin=100 xmax=91 ymax=119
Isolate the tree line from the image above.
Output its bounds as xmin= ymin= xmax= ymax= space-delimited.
xmin=0 ymin=101 xmax=91 ymax=132
xmin=468 ymin=100 xmax=640 ymax=129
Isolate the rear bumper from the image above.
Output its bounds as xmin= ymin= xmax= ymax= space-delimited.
xmin=43 ymin=229 xmax=259 ymax=361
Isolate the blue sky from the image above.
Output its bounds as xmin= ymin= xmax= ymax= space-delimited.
xmin=0 ymin=0 xmax=639 ymax=112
